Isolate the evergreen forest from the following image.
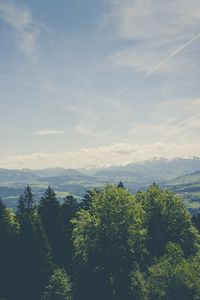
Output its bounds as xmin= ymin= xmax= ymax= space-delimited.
xmin=1 ymin=183 xmax=200 ymax=300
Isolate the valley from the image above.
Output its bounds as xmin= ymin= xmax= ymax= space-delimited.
xmin=1 ymin=157 xmax=200 ymax=213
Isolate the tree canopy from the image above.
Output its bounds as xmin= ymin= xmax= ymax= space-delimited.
xmin=0 ymin=184 xmax=200 ymax=300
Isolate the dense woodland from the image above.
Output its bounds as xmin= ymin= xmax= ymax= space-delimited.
xmin=0 ymin=183 xmax=200 ymax=300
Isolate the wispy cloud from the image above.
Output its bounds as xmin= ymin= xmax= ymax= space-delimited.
xmin=74 ymin=124 xmax=113 ymax=139
xmin=116 ymin=97 xmax=200 ymax=144
xmin=102 ymin=0 xmax=200 ymax=80
xmin=35 ymin=129 xmax=66 ymax=136
xmin=0 ymin=0 xmax=39 ymax=54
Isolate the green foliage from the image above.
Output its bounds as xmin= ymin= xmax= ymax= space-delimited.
xmin=32 ymin=215 xmax=55 ymax=283
xmin=117 ymin=181 xmax=125 ymax=189
xmin=146 ymin=242 xmax=200 ymax=300
xmin=59 ymin=195 xmax=78 ymax=269
xmin=80 ymin=189 xmax=99 ymax=210
xmin=72 ymin=185 xmax=147 ymax=299
xmin=1 ymin=183 xmax=200 ymax=300
xmin=38 ymin=187 xmax=60 ymax=231
xmin=0 ymin=199 xmax=19 ymax=299
xmin=42 ymin=268 xmax=72 ymax=300
xmin=193 ymin=213 xmax=200 ymax=231
xmin=0 ymin=200 xmax=11 ymax=298
xmin=16 ymin=186 xmax=36 ymax=225
xmin=38 ymin=187 xmax=61 ymax=264
xmin=15 ymin=187 xmax=54 ymax=300
xmin=129 ymin=269 xmax=148 ymax=300
xmin=136 ymin=184 xmax=200 ymax=258
xmin=73 ymin=185 xmax=146 ymax=262
xmin=16 ymin=214 xmax=54 ymax=300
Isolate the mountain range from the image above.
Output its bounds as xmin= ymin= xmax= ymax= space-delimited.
xmin=1 ymin=157 xmax=200 ymax=212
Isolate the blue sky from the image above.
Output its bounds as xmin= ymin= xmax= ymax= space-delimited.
xmin=0 ymin=0 xmax=200 ymax=169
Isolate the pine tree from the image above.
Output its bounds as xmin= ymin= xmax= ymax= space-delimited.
xmin=59 ymin=195 xmax=78 ymax=269
xmin=38 ymin=187 xmax=61 ymax=264
xmin=42 ymin=268 xmax=72 ymax=300
xmin=0 ymin=200 xmax=20 ymax=300
xmin=17 ymin=185 xmax=35 ymax=224
xmin=117 ymin=181 xmax=125 ymax=189
xmin=16 ymin=187 xmax=54 ymax=300
xmin=32 ymin=215 xmax=55 ymax=297
xmin=0 ymin=199 xmax=10 ymax=298
xmin=80 ymin=189 xmax=100 ymax=210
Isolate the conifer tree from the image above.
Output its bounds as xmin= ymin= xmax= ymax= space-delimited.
xmin=38 ymin=187 xmax=61 ymax=264
xmin=17 ymin=185 xmax=35 ymax=224
xmin=42 ymin=268 xmax=72 ymax=300
xmin=16 ymin=187 xmax=54 ymax=300
xmin=59 ymin=195 xmax=78 ymax=269
xmin=117 ymin=181 xmax=125 ymax=189
xmin=0 ymin=199 xmax=10 ymax=298
xmin=32 ymin=215 xmax=55 ymax=297
xmin=80 ymin=189 xmax=100 ymax=210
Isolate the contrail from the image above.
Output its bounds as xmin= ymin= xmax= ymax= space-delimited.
xmin=116 ymin=85 xmax=129 ymax=96
xmin=117 ymin=33 xmax=200 ymax=96
xmin=136 ymin=33 xmax=200 ymax=83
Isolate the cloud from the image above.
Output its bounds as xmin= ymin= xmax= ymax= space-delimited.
xmin=74 ymin=124 xmax=112 ymax=139
xmin=126 ymin=98 xmax=200 ymax=142
xmin=106 ymin=0 xmax=200 ymax=41
xmin=70 ymin=97 xmax=200 ymax=146
xmin=0 ymin=0 xmax=39 ymax=54
xmin=0 ymin=142 xmax=200 ymax=169
xmin=75 ymin=124 xmax=99 ymax=137
xmin=102 ymin=0 xmax=200 ymax=78
xmin=173 ymin=114 xmax=200 ymax=134
xmin=35 ymin=129 xmax=66 ymax=136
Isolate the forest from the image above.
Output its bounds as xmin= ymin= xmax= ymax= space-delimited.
xmin=1 ymin=183 xmax=200 ymax=300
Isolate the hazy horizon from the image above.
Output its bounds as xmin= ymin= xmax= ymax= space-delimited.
xmin=0 ymin=154 xmax=200 ymax=171
xmin=0 ymin=0 xmax=200 ymax=169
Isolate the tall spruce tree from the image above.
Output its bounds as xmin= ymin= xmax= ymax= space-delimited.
xmin=32 ymin=215 xmax=55 ymax=297
xmin=0 ymin=200 xmax=10 ymax=298
xmin=59 ymin=195 xmax=78 ymax=269
xmin=38 ymin=187 xmax=61 ymax=264
xmin=0 ymin=199 xmax=21 ymax=300
xmin=16 ymin=187 xmax=54 ymax=300
xmin=17 ymin=185 xmax=35 ymax=224
xmin=42 ymin=268 xmax=72 ymax=300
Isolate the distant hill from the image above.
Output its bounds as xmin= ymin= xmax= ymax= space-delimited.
xmin=0 ymin=168 xmax=90 ymax=208
xmin=163 ymin=170 xmax=200 ymax=213
xmin=0 ymin=168 xmax=39 ymax=183
xmin=0 ymin=157 xmax=200 ymax=211
xmin=165 ymin=170 xmax=200 ymax=187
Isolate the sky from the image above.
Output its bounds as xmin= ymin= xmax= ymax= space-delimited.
xmin=0 ymin=0 xmax=200 ymax=169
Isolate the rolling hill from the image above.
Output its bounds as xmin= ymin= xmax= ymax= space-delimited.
xmin=0 ymin=157 xmax=200 ymax=211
